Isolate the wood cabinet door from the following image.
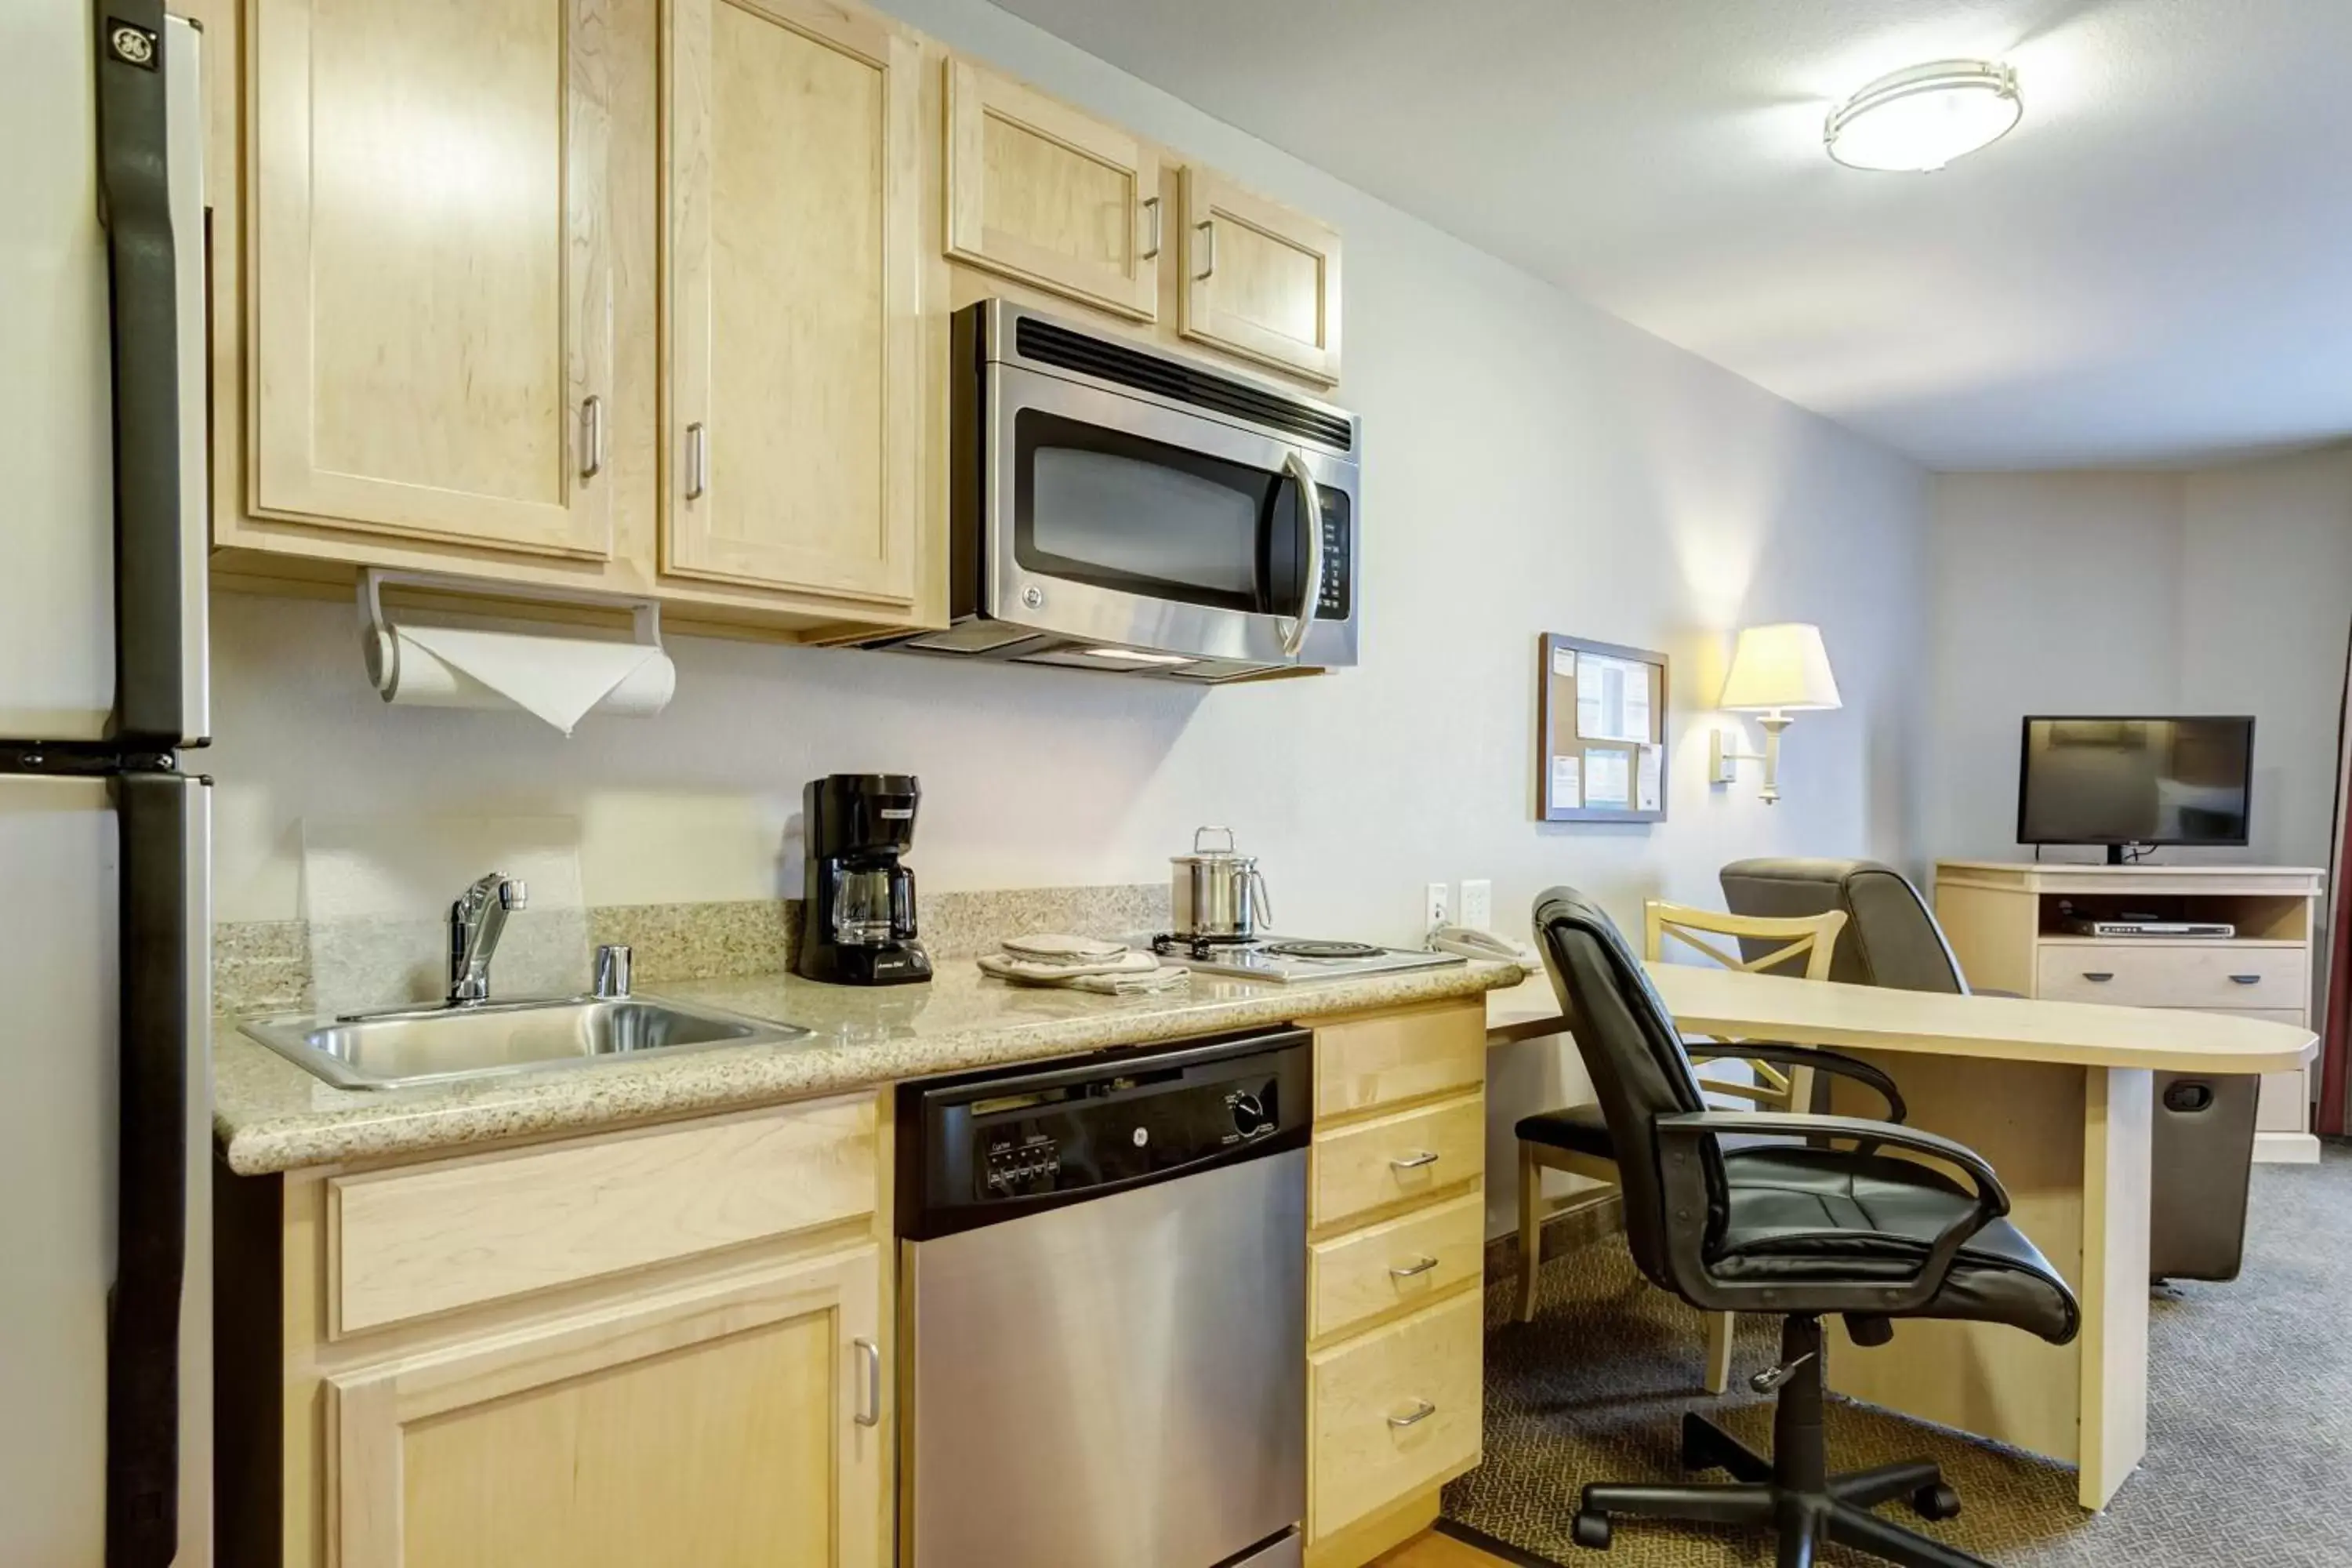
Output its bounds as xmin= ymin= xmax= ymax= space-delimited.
xmin=943 ymin=59 xmax=1161 ymax=321
xmin=1178 ymin=165 xmax=1343 ymax=385
xmin=249 ymin=0 xmax=615 ymax=558
xmin=663 ymin=0 xmax=921 ymax=605
xmin=327 ymin=1247 xmax=886 ymax=1568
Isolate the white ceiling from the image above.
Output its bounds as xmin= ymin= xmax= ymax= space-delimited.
xmin=993 ymin=0 xmax=2352 ymax=470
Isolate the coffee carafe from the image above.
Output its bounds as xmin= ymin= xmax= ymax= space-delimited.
xmin=798 ymin=774 xmax=932 ymax=985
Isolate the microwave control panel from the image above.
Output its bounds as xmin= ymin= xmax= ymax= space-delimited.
xmin=1316 ymin=506 xmax=1351 ymax=619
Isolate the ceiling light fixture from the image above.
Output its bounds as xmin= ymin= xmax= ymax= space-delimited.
xmin=1825 ymin=60 xmax=2022 ymax=172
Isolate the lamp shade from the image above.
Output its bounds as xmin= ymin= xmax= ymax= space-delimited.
xmin=1719 ymin=623 xmax=1842 ymax=712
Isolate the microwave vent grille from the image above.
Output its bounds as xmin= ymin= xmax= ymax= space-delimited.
xmin=1014 ymin=318 xmax=1353 ymax=452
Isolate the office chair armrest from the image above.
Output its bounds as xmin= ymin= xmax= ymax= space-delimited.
xmin=1653 ymin=1111 xmax=2012 ymax=1315
xmin=1687 ymin=1044 xmax=1907 ymax=1123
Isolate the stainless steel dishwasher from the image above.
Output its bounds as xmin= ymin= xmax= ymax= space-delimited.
xmin=898 ymin=1029 xmax=1312 ymax=1568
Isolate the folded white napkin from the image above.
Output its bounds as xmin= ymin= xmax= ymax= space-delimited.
xmin=988 ymin=961 xmax=1191 ymax=996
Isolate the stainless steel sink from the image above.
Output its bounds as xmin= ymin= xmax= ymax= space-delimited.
xmin=240 ymin=996 xmax=811 ymax=1090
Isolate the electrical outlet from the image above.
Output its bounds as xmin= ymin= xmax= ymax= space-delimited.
xmin=1425 ymin=881 xmax=1451 ymax=934
xmin=1460 ymin=879 xmax=1493 ymax=932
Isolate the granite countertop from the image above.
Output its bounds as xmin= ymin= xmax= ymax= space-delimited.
xmin=212 ymin=958 xmax=1525 ymax=1174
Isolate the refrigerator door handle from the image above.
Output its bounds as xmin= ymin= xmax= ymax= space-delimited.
xmin=107 ymin=769 xmax=202 ymax=1566
xmin=96 ymin=2 xmax=209 ymax=751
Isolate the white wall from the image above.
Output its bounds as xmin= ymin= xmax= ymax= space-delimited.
xmin=1926 ymin=451 xmax=2352 ymax=870
xmin=201 ymin=0 xmax=1933 ymax=1234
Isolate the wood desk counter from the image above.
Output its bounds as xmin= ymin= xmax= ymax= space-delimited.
xmin=1487 ymin=965 xmax=2318 ymax=1075
xmin=1486 ymin=964 xmax=2318 ymax=1512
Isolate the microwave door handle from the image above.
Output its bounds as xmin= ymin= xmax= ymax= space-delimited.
xmin=1279 ymin=449 xmax=1325 ymax=659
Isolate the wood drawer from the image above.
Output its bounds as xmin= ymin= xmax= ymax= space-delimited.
xmin=328 ymin=1094 xmax=880 ymax=1334
xmin=1309 ymin=1288 xmax=1483 ymax=1540
xmin=1311 ymin=1092 xmax=1484 ymax=1232
xmin=1309 ymin=1191 xmax=1483 ymax=1344
xmin=2036 ymin=944 xmax=2307 ymax=1009
xmin=1315 ymin=1000 xmax=1485 ymax=1120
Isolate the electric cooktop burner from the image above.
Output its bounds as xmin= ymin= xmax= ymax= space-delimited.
xmin=1139 ymin=933 xmax=1463 ymax=985
xmin=1261 ymin=939 xmax=1382 ymax=960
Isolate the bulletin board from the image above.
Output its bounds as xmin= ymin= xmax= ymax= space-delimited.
xmin=1537 ymin=633 xmax=1668 ymax=823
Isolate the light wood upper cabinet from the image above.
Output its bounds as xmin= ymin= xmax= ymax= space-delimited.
xmin=325 ymin=1246 xmax=885 ymax=1568
xmin=249 ymin=0 xmax=616 ymax=558
xmin=1180 ymin=165 xmax=1343 ymax=385
xmin=944 ymin=60 xmax=1161 ymax=321
xmin=662 ymin=0 xmax=923 ymax=606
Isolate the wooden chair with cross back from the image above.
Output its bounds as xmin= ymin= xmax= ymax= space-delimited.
xmin=1512 ymin=898 xmax=1909 ymax=1394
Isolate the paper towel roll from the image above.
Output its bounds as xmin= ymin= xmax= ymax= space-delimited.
xmin=366 ymin=625 xmax=676 ymax=736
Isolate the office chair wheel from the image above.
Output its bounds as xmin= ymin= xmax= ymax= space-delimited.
xmin=1910 ymin=1483 xmax=1962 ymax=1522
xmin=1570 ymin=1510 xmax=1613 ymax=1550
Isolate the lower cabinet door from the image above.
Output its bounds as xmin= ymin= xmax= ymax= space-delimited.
xmin=326 ymin=1246 xmax=885 ymax=1567
xmin=1308 ymin=1286 xmax=1483 ymax=1541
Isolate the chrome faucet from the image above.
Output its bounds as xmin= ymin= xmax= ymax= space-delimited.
xmin=448 ymin=872 xmax=528 ymax=1004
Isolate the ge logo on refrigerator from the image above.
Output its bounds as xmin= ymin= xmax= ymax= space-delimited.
xmin=107 ymin=20 xmax=160 ymax=68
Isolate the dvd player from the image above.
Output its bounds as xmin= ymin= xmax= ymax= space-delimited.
xmin=2061 ymin=918 xmax=2236 ymax=938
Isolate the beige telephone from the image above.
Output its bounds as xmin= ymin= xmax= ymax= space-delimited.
xmin=1426 ymin=924 xmax=1535 ymax=965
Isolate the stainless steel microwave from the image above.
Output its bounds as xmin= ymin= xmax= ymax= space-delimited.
xmin=869 ymin=300 xmax=1360 ymax=682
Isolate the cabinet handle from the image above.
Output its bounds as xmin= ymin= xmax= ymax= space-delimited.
xmin=1389 ymin=1254 xmax=1440 ymax=1280
xmin=684 ymin=422 xmax=708 ymax=501
xmin=1194 ymin=218 xmax=1216 ymax=281
xmin=1389 ymin=1149 xmax=1441 ymax=1171
xmin=1387 ymin=1399 xmax=1437 ymax=1429
xmin=853 ymin=1337 xmax=881 ymax=1428
xmin=2082 ymin=971 xmax=2114 ymax=982
xmin=1141 ymin=195 xmax=1162 ymax=261
xmin=2229 ymin=973 xmax=2262 ymax=985
xmin=578 ymin=396 xmax=604 ymax=481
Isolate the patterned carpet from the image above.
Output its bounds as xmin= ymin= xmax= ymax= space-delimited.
xmin=1443 ymin=1144 xmax=2352 ymax=1565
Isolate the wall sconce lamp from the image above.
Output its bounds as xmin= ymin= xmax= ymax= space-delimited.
xmin=1709 ymin=622 xmax=1842 ymax=804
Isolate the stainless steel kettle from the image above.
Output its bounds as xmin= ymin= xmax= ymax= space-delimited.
xmin=1169 ymin=826 xmax=1272 ymax=940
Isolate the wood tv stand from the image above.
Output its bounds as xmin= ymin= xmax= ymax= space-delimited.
xmin=1933 ymin=861 xmax=2325 ymax=1163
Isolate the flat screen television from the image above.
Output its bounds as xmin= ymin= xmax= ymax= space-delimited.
xmin=2017 ymin=716 xmax=2254 ymax=862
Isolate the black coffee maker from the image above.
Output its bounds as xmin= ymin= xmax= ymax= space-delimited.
xmin=798 ymin=773 xmax=932 ymax=986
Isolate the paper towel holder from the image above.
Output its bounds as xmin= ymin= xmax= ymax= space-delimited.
xmin=360 ymin=568 xmax=664 ymax=695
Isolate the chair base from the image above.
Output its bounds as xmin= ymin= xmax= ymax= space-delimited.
xmin=1571 ymin=1318 xmax=1989 ymax=1568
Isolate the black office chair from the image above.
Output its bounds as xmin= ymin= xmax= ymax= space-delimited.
xmin=1719 ymin=858 xmax=1970 ymax=993
xmin=1534 ymin=887 xmax=2082 ymax=1568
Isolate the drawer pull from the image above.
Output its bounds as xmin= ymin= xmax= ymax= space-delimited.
xmin=2081 ymin=971 xmax=2114 ymax=982
xmin=2229 ymin=974 xmax=2263 ymax=985
xmin=1389 ymin=1254 xmax=1441 ymax=1280
xmin=1387 ymin=1399 xmax=1437 ymax=1428
xmin=1389 ymin=1149 xmax=1442 ymax=1171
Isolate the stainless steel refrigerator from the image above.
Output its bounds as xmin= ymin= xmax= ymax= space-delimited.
xmin=3 ymin=3 xmax=212 ymax=1563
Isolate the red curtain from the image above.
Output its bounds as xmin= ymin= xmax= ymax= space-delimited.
xmin=2318 ymin=623 xmax=2352 ymax=1137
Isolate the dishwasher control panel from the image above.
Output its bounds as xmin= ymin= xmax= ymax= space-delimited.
xmin=898 ymin=1029 xmax=1313 ymax=1238
xmin=970 ymin=1075 xmax=1280 ymax=1202
xmin=982 ymin=1134 xmax=1063 ymax=1197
